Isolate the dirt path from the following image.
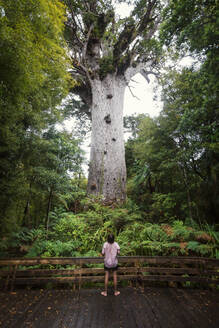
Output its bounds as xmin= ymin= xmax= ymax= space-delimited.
xmin=0 ymin=287 xmax=218 ymax=328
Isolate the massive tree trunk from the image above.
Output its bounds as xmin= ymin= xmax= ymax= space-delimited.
xmin=64 ymin=1 xmax=160 ymax=202
xmin=87 ymin=75 xmax=126 ymax=202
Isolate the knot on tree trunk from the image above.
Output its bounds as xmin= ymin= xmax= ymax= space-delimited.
xmin=90 ymin=184 xmax=97 ymax=191
xmin=104 ymin=114 xmax=111 ymax=124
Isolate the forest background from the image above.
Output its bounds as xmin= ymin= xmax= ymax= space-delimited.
xmin=0 ymin=0 xmax=218 ymax=259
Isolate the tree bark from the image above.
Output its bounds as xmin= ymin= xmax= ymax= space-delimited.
xmin=87 ymin=75 xmax=126 ymax=202
xmin=45 ymin=188 xmax=53 ymax=233
xmin=22 ymin=179 xmax=34 ymax=228
xmin=182 ymin=167 xmax=193 ymax=220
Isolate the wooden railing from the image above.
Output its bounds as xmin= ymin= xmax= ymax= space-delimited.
xmin=0 ymin=256 xmax=218 ymax=290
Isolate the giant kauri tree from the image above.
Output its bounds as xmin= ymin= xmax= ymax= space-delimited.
xmin=64 ymin=0 xmax=162 ymax=202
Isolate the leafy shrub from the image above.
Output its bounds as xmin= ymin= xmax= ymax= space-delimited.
xmin=151 ymin=193 xmax=178 ymax=222
xmin=1 ymin=199 xmax=218 ymax=259
xmin=171 ymin=220 xmax=195 ymax=241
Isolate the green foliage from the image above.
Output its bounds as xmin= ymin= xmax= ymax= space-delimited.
xmin=0 ymin=0 xmax=74 ymax=234
xmin=2 ymin=199 xmax=217 ymax=259
xmin=99 ymin=54 xmax=115 ymax=79
xmin=161 ymin=0 xmax=218 ymax=54
xmin=0 ymin=127 xmax=85 ymax=236
xmin=117 ymin=219 xmax=218 ymax=257
xmin=158 ymin=0 xmax=219 ymax=225
xmin=0 ymin=238 xmax=9 ymax=257
xmin=160 ymin=67 xmax=219 ymax=224
xmin=125 ymin=62 xmax=219 ymax=224
xmin=171 ymin=220 xmax=195 ymax=241
xmin=0 ymin=0 xmax=70 ymax=130
xmin=151 ymin=193 xmax=177 ymax=222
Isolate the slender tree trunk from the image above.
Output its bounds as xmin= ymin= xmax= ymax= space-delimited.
xmin=182 ymin=167 xmax=193 ymax=219
xmin=22 ymin=180 xmax=34 ymax=228
xmin=148 ymin=176 xmax=154 ymax=194
xmin=23 ymin=200 xmax=30 ymax=228
xmin=45 ymin=188 xmax=53 ymax=232
xmin=87 ymin=75 xmax=126 ymax=202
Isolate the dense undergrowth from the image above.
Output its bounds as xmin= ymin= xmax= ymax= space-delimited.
xmin=1 ymin=198 xmax=218 ymax=259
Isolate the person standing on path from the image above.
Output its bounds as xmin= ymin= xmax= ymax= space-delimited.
xmin=101 ymin=234 xmax=120 ymax=296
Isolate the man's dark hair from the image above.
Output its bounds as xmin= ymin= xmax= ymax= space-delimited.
xmin=107 ymin=233 xmax=114 ymax=244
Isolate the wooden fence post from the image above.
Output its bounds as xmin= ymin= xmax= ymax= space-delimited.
xmin=10 ymin=265 xmax=18 ymax=292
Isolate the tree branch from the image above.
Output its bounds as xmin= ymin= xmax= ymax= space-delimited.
xmin=71 ymin=80 xmax=92 ymax=113
xmin=113 ymin=1 xmax=159 ymax=75
xmin=137 ymin=0 xmax=157 ymax=34
xmin=124 ymin=60 xmax=153 ymax=83
xmin=127 ymin=85 xmax=140 ymax=100
xmin=82 ymin=23 xmax=94 ymax=61
xmin=113 ymin=18 xmax=137 ymax=60
xmin=66 ymin=3 xmax=85 ymax=45
xmin=144 ymin=15 xmax=161 ymax=40
xmin=140 ymin=69 xmax=159 ymax=83
xmin=191 ymin=157 xmax=205 ymax=181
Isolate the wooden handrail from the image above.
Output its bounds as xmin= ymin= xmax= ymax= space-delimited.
xmin=0 ymin=256 xmax=218 ymax=290
xmin=0 ymin=256 xmax=219 ymax=266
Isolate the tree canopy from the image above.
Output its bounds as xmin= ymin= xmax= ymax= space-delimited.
xmin=124 ymin=0 xmax=219 ymax=223
xmin=64 ymin=0 xmax=163 ymax=115
xmin=0 ymin=0 xmax=80 ymax=232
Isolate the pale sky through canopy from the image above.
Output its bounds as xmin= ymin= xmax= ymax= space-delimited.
xmin=124 ymin=73 xmax=162 ymax=117
xmin=116 ymin=2 xmax=162 ymax=117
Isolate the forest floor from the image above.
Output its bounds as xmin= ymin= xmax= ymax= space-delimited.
xmin=0 ymin=286 xmax=218 ymax=328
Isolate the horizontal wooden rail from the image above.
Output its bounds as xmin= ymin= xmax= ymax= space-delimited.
xmin=1 ymin=267 xmax=218 ymax=278
xmin=0 ymin=256 xmax=219 ymax=266
xmin=0 ymin=256 xmax=218 ymax=290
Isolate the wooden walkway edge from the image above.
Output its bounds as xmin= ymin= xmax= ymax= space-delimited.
xmin=0 ymin=287 xmax=218 ymax=328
